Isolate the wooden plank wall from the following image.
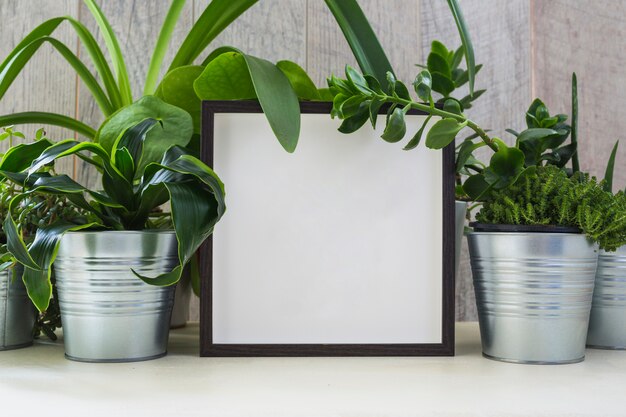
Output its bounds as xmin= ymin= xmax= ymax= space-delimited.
xmin=0 ymin=1 xmax=618 ymax=322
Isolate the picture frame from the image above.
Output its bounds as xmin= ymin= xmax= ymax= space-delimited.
xmin=199 ymin=100 xmax=455 ymax=357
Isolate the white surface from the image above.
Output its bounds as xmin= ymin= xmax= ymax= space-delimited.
xmin=1 ymin=323 xmax=625 ymax=417
xmin=212 ymin=113 xmax=442 ymax=343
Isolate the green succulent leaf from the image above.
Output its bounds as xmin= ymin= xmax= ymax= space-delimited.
xmin=483 ymin=144 xmax=526 ymax=188
xmin=413 ymin=70 xmax=432 ymax=102
xmin=381 ymin=107 xmax=407 ymax=143
xmin=427 ymin=52 xmax=451 ymax=78
xmin=431 ymin=72 xmax=455 ymax=97
xmin=403 ymin=115 xmax=432 ymax=151
xmin=426 ymin=118 xmax=467 ymax=149
xmin=603 ymin=140 xmax=619 ymax=192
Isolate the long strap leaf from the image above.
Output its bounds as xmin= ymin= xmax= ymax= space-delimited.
xmin=447 ymin=0 xmax=476 ymax=96
xmin=571 ymin=72 xmax=580 ymax=173
xmin=324 ymin=0 xmax=394 ymax=85
xmin=0 ymin=112 xmax=96 ymax=139
xmin=0 ymin=37 xmax=113 ymax=115
xmin=144 ymin=0 xmax=187 ymax=95
xmin=83 ymin=0 xmax=133 ymax=105
xmin=0 ymin=16 xmax=122 ymax=109
xmin=168 ymin=0 xmax=258 ymax=70
xmin=603 ymin=140 xmax=619 ymax=193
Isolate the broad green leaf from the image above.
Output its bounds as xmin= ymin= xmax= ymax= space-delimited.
xmin=195 ymin=49 xmax=301 ymax=153
xmin=96 ymin=96 xmax=193 ymax=175
xmin=403 ymin=115 xmax=432 ymax=151
xmin=324 ymin=0 xmax=395 ymax=86
xmin=413 ymin=70 xmax=432 ymax=102
xmin=0 ymin=112 xmax=96 ymax=139
xmin=111 ymin=118 xmax=160 ymax=167
xmin=426 ymin=118 xmax=467 ymax=149
xmin=156 ymin=65 xmax=205 ymax=133
xmin=447 ymin=0 xmax=476 ymax=95
xmin=393 ymin=80 xmax=411 ymax=100
xmin=193 ymin=52 xmax=256 ymax=99
xmin=450 ymin=46 xmax=464 ymax=70
xmin=277 ymin=60 xmax=321 ymax=100
xmin=317 ymin=88 xmax=335 ymax=101
xmin=603 ymin=140 xmax=619 ymax=192
xmin=517 ymin=128 xmax=559 ymax=143
xmin=525 ymin=98 xmax=545 ymax=128
xmin=364 ymin=75 xmax=383 ymax=94
xmin=381 ymin=107 xmax=407 ymax=143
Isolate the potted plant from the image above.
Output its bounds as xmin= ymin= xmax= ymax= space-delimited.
xmin=1 ymin=118 xmax=226 ymax=362
xmin=586 ymin=142 xmax=626 ymax=350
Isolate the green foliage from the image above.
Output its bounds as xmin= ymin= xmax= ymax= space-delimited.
xmin=1 ymin=119 xmax=226 ymax=312
xmin=422 ymin=40 xmax=484 ymax=109
xmin=476 ymin=166 xmax=626 ymax=251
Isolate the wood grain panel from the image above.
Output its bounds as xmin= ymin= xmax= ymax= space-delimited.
xmin=421 ymin=0 xmax=532 ymax=321
xmin=0 ymin=0 xmax=77 ymax=176
xmin=75 ymin=0 xmax=194 ymax=188
xmin=306 ymin=0 xmax=420 ymax=87
xmin=533 ymin=0 xmax=626 ymax=191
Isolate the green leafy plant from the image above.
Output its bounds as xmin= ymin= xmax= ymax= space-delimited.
xmin=0 ymin=118 xmax=226 ymax=312
xmin=419 ymin=40 xmax=484 ymax=109
xmin=0 ymin=0 xmax=476 ymax=154
xmin=476 ymin=166 xmax=626 ymax=251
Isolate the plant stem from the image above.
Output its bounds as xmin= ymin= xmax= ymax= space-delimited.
xmin=375 ymin=93 xmax=498 ymax=152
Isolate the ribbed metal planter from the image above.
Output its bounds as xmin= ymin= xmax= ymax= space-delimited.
xmin=454 ymin=201 xmax=467 ymax=280
xmin=587 ymin=247 xmax=626 ymax=349
xmin=0 ymin=266 xmax=36 ymax=350
xmin=54 ymin=231 xmax=178 ymax=363
xmin=468 ymin=229 xmax=598 ymax=364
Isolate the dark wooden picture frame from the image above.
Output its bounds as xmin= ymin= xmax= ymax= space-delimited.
xmin=199 ymin=100 xmax=455 ymax=357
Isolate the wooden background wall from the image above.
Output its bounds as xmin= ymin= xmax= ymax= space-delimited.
xmin=1 ymin=1 xmax=624 ymax=321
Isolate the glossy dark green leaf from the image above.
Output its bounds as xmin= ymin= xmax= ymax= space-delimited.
xmin=425 ymin=118 xmax=467 ymax=149
xmin=525 ymin=98 xmax=545 ymax=128
xmin=368 ymin=98 xmax=384 ymax=129
xmin=339 ymin=105 xmax=370 ymax=134
xmin=413 ymin=70 xmax=432 ymax=102
xmin=427 ymin=52 xmax=451 ymax=78
xmin=450 ymin=46 xmax=464 ymax=70
xmin=483 ymin=144 xmax=525 ymax=188
xmin=394 ymin=80 xmax=411 ymax=100
xmin=455 ymin=138 xmax=483 ymax=171
xmin=505 ymin=128 xmax=519 ymax=137
xmin=339 ymin=96 xmax=366 ymax=118
xmin=431 ymin=72 xmax=455 ymax=97
xmin=403 ymin=115 xmax=432 ymax=151
xmin=443 ymin=98 xmax=462 ymax=115
xmin=431 ymin=40 xmax=449 ymax=61
xmin=381 ymin=107 xmax=407 ymax=143
xmin=364 ymin=75 xmax=383 ymax=94
xmin=386 ymin=72 xmax=397 ymax=94
xmin=0 ymin=139 xmax=53 ymax=172
xmin=462 ymin=174 xmax=491 ymax=201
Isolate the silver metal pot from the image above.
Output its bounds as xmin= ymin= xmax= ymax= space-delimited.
xmin=468 ymin=230 xmax=598 ymax=364
xmin=170 ymin=267 xmax=191 ymax=329
xmin=54 ymin=230 xmax=178 ymax=362
xmin=587 ymin=247 xmax=626 ymax=349
xmin=0 ymin=265 xmax=36 ymax=350
xmin=454 ymin=201 xmax=467 ymax=280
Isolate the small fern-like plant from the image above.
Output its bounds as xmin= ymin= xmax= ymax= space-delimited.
xmin=476 ymin=166 xmax=626 ymax=251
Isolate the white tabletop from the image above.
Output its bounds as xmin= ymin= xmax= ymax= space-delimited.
xmin=1 ymin=322 xmax=624 ymax=417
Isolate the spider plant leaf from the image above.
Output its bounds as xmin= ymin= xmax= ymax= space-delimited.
xmin=324 ymin=0 xmax=395 ymax=86
xmin=0 ymin=112 xmax=96 ymax=139
xmin=168 ymin=0 xmax=258 ymax=70
xmin=144 ymin=0 xmax=187 ymax=95
xmin=447 ymin=0 xmax=476 ymax=95
xmin=83 ymin=0 xmax=133 ymax=105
